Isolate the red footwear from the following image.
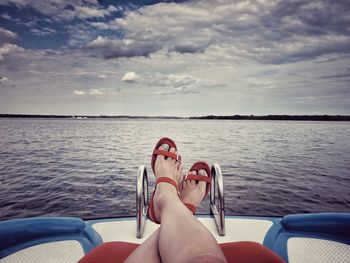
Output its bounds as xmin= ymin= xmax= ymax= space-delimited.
xmin=147 ymin=137 xmax=182 ymax=224
xmin=182 ymin=162 xmax=211 ymax=214
xmin=151 ymin=137 xmax=182 ymax=174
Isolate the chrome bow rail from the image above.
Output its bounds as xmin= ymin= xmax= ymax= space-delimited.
xmin=136 ymin=163 xmax=225 ymax=238
xmin=136 ymin=165 xmax=149 ymax=238
xmin=210 ymin=163 xmax=225 ymax=236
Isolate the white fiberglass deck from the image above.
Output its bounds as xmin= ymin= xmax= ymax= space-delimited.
xmin=1 ymin=214 xmax=350 ymax=263
xmin=91 ymin=217 xmax=273 ymax=244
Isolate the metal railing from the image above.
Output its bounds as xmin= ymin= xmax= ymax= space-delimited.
xmin=136 ymin=165 xmax=149 ymax=238
xmin=210 ymin=163 xmax=226 ymax=236
xmin=136 ymin=163 xmax=225 ymax=238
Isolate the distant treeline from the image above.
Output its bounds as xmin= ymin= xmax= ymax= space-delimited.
xmin=1 ymin=114 xmax=350 ymax=121
xmin=190 ymin=115 xmax=350 ymax=121
xmin=0 ymin=114 xmax=183 ymax=119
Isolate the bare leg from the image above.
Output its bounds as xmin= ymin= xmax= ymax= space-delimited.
xmin=124 ymin=143 xmax=178 ymax=263
xmin=124 ymin=228 xmax=161 ymax=263
xmin=126 ymin=143 xmax=227 ymax=263
xmin=154 ymin=148 xmax=227 ymax=263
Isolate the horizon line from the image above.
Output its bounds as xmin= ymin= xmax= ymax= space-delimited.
xmin=1 ymin=113 xmax=350 ymax=121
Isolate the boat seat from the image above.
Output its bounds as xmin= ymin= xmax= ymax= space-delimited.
xmin=0 ymin=217 xmax=102 ymax=263
xmin=78 ymin=241 xmax=285 ymax=263
xmin=271 ymin=213 xmax=350 ymax=263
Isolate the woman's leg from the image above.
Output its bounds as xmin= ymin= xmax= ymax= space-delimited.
xmin=126 ymin=143 xmax=227 ymax=263
xmin=124 ymin=229 xmax=161 ymax=263
xmin=153 ymin=147 xmax=227 ymax=263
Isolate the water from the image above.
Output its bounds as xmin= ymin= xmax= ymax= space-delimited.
xmin=1 ymin=118 xmax=350 ymax=221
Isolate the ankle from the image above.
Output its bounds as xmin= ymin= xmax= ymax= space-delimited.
xmin=154 ymin=183 xmax=178 ymax=215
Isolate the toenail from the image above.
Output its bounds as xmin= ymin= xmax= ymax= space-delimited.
xmin=161 ymin=144 xmax=169 ymax=151
xmin=198 ymin=169 xmax=207 ymax=176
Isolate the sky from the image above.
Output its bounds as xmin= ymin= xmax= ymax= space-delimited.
xmin=0 ymin=0 xmax=349 ymax=116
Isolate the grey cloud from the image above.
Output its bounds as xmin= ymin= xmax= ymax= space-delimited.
xmin=0 ymin=27 xmax=17 ymax=45
xmin=29 ymin=27 xmax=57 ymax=36
xmin=143 ymin=73 xmax=205 ymax=96
xmin=82 ymin=0 xmax=350 ymax=64
xmin=1 ymin=13 xmax=11 ymax=20
xmin=0 ymin=0 xmax=118 ymax=21
xmin=0 ymin=27 xmax=23 ymax=60
xmin=84 ymin=36 xmax=160 ymax=58
xmin=171 ymin=42 xmax=209 ymax=54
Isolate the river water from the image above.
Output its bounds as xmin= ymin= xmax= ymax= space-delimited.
xmin=1 ymin=118 xmax=349 ymax=220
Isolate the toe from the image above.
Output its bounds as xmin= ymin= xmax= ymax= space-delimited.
xmin=190 ymin=170 xmax=197 ymax=185
xmin=156 ymin=143 xmax=169 ymax=162
xmin=198 ymin=169 xmax=208 ymax=189
xmin=169 ymin=147 xmax=176 ymax=162
xmin=198 ymin=169 xmax=207 ymax=176
xmin=169 ymin=147 xmax=176 ymax=152
xmin=175 ymin=150 xmax=181 ymax=169
xmin=160 ymin=143 xmax=170 ymax=151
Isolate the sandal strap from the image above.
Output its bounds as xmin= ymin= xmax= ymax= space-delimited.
xmin=153 ymin=149 xmax=182 ymax=163
xmin=184 ymin=174 xmax=211 ymax=184
xmin=184 ymin=203 xmax=196 ymax=214
xmin=156 ymin=177 xmax=179 ymax=191
xmin=147 ymin=192 xmax=160 ymax=224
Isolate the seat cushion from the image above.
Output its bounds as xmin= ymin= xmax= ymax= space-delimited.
xmin=78 ymin=242 xmax=138 ymax=263
xmin=79 ymin=241 xmax=284 ymax=263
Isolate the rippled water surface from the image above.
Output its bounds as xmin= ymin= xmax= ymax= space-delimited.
xmin=1 ymin=118 xmax=350 ymax=220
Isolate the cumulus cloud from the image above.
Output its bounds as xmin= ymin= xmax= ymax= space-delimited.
xmin=73 ymin=88 xmax=105 ymax=96
xmin=1 ymin=13 xmax=11 ymax=20
xmin=0 ymin=0 xmax=118 ymax=21
xmin=80 ymin=0 xmax=350 ymax=64
xmin=29 ymin=27 xmax=57 ymax=36
xmin=74 ymin=6 xmax=105 ymax=19
xmin=73 ymin=89 xmax=86 ymax=96
xmin=0 ymin=76 xmax=9 ymax=83
xmin=121 ymin=72 xmax=138 ymax=83
xmin=140 ymin=73 xmax=203 ymax=95
xmin=0 ymin=28 xmax=17 ymax=44
xmin=89 ymin=88 xmax=104 ymax=95
xmin=0 ymin=28 xmax=23 ymax=60
xmin=84 ymin=36 xmax=159 ymax=58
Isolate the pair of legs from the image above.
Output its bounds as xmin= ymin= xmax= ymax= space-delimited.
xmin=125 ymin=145 xmax=227 ymax=263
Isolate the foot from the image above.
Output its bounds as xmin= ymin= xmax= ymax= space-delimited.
xmin=180 ymin=169 xmax=208 ymax=209
xmin=153 ymin=144 xmax=183 ymax=222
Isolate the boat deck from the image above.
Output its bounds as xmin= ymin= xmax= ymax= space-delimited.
xmin=1 ymin=214 xmax=350 ymax=263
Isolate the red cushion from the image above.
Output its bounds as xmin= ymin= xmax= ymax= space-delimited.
xmin=221 ymin=241 xmax=285 ymax=263
xmin=78 ymin=242 xmax=138 ymax=263
xmin=79 ymin=241 xmax=285 ymax=263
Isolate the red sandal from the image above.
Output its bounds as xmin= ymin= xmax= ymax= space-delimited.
xmin=147 ymin=137 xmax=182 ymax=224
xmin=182 ymin=162 xmax=211 ymax=214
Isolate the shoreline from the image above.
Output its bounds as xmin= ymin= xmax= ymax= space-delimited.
xmin=1 ymin=114 xmax=350 ymax=121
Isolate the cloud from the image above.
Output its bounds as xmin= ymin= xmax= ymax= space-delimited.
xmin=0 ymin=0 xmax=118 ymax=21
xmin=141 ymin=73 xmax=202 ymax=95
xmin=0 ymin=28 xmax=23 ymax=60
xmin=121 ymin=72 xmax=138 ymax=83
xmin=1 ymin=13 xmax=11 ymax=20
xmin=0 ymin=76 xmax=9 ymax=83
xmin=74 ymin=6 xmax=105 ymax=19
xmin=0 ymin=44 xmax=23 ymax=60
xmin=80 ymin=0 xmax=350 ymax=64
xmin=73 ymin=89 xmax=86 ymax=96
xmin=29 ymin=27 xmax=57 ymax=36
xmin=73 ymin=88 xmax=105 ymax=96
xmin=84 ymin=36 xmax=159 ymax=58
xmin=0 ymin=28 xmax=17 ymax=45
xmin=89 ymin=88 xmax=104 ymax=95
